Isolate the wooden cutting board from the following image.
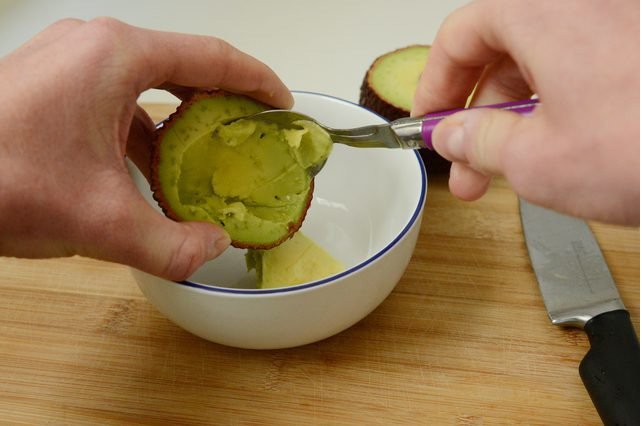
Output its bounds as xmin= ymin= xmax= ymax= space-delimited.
xmin=0 ymin=103 xmax=638 ymax=425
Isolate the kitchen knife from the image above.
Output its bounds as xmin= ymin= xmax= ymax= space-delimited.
xmin=519 ymin=199 xmax=639 ymax=425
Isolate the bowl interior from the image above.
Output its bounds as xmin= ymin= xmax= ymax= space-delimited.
xmin=129 ymin=91 xmax=426 ymax=290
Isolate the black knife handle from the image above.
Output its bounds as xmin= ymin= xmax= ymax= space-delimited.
xmin=580 ymin=310 xmax=640 ymax=425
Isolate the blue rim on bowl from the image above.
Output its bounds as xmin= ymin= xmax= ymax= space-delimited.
xmin=175 ymin=91 xmax=428 ymax=295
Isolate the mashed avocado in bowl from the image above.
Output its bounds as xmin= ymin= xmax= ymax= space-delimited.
xmin=246 ymin=231 xmax=345 ymax=289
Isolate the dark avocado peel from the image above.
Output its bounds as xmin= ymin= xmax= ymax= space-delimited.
xmin=151 ymin=90 xmax=333 ymax=250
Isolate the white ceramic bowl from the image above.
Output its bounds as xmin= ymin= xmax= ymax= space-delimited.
xmin=129 ymin=91 xmax=427 ymax=349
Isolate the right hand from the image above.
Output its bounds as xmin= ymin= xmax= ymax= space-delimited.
xmin=412 ymin=0 xmax=639 ymax=225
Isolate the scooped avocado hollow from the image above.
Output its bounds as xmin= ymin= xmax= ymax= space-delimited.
xmin=150 ymin=90 xmax=333 ymax=250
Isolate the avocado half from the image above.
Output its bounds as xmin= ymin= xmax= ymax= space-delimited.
xmin=151 ymin=90 xmax=333 ymax=249
xmin=359 ymin=45 xmax=451 ymax=173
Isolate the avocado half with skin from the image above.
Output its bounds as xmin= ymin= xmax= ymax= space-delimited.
xmin=151 ymin=90 xmax=333 ymax=249
xmin=359 ymin=45 xmax=451 ymax=173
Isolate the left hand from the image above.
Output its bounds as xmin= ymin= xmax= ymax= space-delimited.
xmin=0 ymin=18 xmax=293 ymax=280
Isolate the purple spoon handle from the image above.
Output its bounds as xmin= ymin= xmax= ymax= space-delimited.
xmin=420 ymin=98 xmax=539 ymax=150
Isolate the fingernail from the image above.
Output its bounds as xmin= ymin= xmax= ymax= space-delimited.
xmin=435 ymin=121 xmax=465 ymax=161
xmin=208 ymin=230 xmax=231 ymax=260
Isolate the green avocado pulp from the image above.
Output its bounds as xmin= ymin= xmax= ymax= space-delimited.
xmin=156 ymin=95 xmax=333 ymax=247
xmin=370 ymin=45 xmax=430 ymax=111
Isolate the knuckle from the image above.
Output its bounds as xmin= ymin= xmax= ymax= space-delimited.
xmin=435 ymin=16 xmax=462 ymax=58
xmin=437 ymin=2 xmax=465 ymax=37
xmin=210 ymin=37 xmax=236 ymax=60
xmin=49 ymin=17 xmax=85 ymax=31
xmin=471 ymin=110 xmax=495 ymax=165
xmin=209 ymin=38 xmax=236 ymax=82
xmin=82 ymin=17 xmax=130 ymax=54
xmin=471 ymin=109 xmax=513 ymax=175
xmin=86 ymin=16 xmax=127 ymax=35
xmin=161 ymin=232 xmax=204 ymax=281
xmin=72 ymin=17 xmax=141 ymax=83
xmin=486 ymin=60 xmax=533 ymax=100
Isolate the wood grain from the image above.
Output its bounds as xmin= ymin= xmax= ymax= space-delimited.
xmin=0 ymin=103 xmax=638 ymax=425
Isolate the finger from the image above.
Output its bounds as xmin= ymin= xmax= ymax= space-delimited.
xmin=412 ymin=0 xmax=513 ymax=115
xmin=436 ymin=105 xmax=639 ymax=225
xmin=431 ymin=106 xmax=545 ymax=177
xmin=469 ymin=55 xmax=534 ymax=106
xmin=79 ymin=180 xmax=231 ymax=281
xmin=114 ymin=21 xmax=294 ymax=108
xmin=432 ymin=106 xmax=549 ymax=206
xmin=447 ymin=161 xmax=492 ymax=201
xmin=129 ymin=213 xmax=232 ymax=282
xmin=125 ymin=105 xmax=156 ymax=182
xmin=439 ymin=55 xmax=533 ymax=201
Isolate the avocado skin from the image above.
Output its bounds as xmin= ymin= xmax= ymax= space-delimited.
xmin=359 ymin=45 xmax=451 ymax=174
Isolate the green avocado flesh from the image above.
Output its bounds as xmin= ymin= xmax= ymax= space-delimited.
xmin=246 ymin=232 xmax=345 ymax=289
xmin=370 ymin=45 xmax=430 ymax=111
xmin=155 ymin=95 xmax=333 ymax=247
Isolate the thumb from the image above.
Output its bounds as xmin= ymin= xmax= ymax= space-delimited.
xmin=139 ymin=217 xmax=231 ymax=281
xmin=432 ymin=107 xmax=537 ymax=176
xmin=88 ymin=193 xmax=231 ymax=281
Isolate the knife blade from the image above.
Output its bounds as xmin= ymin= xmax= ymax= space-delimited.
xmin=519 ymin=199 xmax=639 ymax=425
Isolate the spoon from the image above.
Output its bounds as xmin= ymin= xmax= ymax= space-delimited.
xmin=232 ymin=98 xmax=538 ymax=151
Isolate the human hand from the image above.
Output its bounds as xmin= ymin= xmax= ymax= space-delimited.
xmin=0 ymin=18 xmax=293 ymax=280
xmin=412 ymin=0 xmax=639 ymax=225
